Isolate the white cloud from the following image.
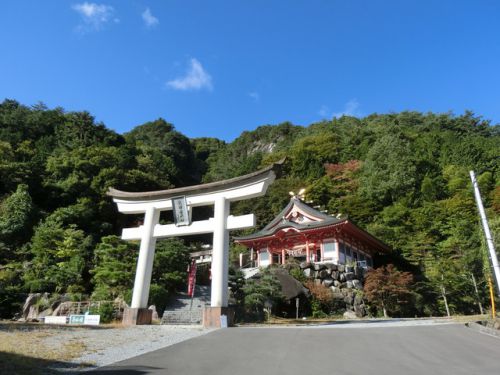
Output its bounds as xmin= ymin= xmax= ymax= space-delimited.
xmin=332 ymin=99 xmax=361 ymax=118
xmin=166 ymin=59 xmax=213 ymax=91
xmin=249 ymin=92 xmax=260 ymax=102
xmin=72 ymin=2 xmax=117 ymax=33
xmin=318 ymin=99 xmax=362 ymax=119
xmin=142 ymin=8 xmax=159 ymax=28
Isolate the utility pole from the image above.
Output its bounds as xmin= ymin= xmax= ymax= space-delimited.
xmin=470 ymin=170 xmax=500 ymax=297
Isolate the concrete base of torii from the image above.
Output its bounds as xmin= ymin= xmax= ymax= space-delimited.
xmin=203 ymin=307 xmax=234 ymax=328
xmin=122 ymin=307 xmax=153 ymax=325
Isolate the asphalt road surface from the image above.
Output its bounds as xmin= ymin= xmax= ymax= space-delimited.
xmin=90 ymin=321 xmax=500 ymax=375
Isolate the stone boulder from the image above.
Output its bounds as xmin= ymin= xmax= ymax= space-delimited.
xmin=343 ymin=310 xmax=357 ymax=319
xmin=300 ymin=262 xmax=312 ymax=270
xmin=313 ymin=263 xmax=326 ymax=271
xmin=149 ymin=305 xmax=159 ymax=321
xmin=332 ymin=292 xmax=344 ymax=300
xmin=322 ymin=278 xmax=334 ymax=287
xmin=325 ymin=263 xmax=338 ymax=271
xmin=318 ymin=269 xmax=329 ymax=279
xmin=344 ymin=272 xmax=354 ymax=281
xmin=22 ymin=293 xmax=41 ymax=320
xmin=352 ymin=280 xmax=362 ymax=290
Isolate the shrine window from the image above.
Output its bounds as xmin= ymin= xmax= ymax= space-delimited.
xmin=339 ymin=242 xmax=346 ymax=264
xmin=346 ymin=245 xmax=352 ymax=263
xmin=322 ymin=241 xmax=336 ymax=260
xmin=259 ymin=250 xmax=270 ymax=267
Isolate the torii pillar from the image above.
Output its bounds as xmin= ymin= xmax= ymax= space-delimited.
xmin=107 ymin=161 xmax=281 ymax=327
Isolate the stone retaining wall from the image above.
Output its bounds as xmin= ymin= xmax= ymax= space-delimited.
xmin=299 ymin=262 xmax=367 ymax=317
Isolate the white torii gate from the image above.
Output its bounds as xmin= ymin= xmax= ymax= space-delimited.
xmin=107 ymin=162 xmax=281 ymax=326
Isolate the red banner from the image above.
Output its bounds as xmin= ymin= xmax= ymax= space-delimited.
xmin=187 ymin=259 xmax=197 ymax=297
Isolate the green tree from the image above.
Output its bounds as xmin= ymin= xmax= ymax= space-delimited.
xmin=25 ymin=221 xmax=92 ymax=294
xmin=91 ymin=235 xmax=138 ymax=300
xmin=0 ymin=184 xmax=33 ymax=250
xmin=152 ymin=238 xmax=191 ymax=293
xmin=360 ymin=134 xmax=416 ymax=205
xmin=243 ymin=270 xmax=284 ymax=321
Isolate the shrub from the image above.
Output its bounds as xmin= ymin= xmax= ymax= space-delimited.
xmin=148 ymin=284 xmax=169 ymax=316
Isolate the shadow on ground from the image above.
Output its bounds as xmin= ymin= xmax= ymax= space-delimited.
xmin=90 ymin=367 xmax=162 ymax=374
xmin=0 ymin=351 xmax=81 ymax=374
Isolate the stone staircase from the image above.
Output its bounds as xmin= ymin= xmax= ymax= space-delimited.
xmin=161 ymin=285 xmax=211 ymax=325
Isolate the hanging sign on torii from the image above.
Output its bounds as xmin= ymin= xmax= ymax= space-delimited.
xmin=107 ymin=160 xmax=282 ymax=326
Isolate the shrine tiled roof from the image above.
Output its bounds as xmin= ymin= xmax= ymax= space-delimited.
xmin=234 ymin=197 xmax=345 ymax=241
xmin=261 ymin=197 xmax=340 ymax=231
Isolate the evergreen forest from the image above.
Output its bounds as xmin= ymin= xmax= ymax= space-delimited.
xmin=0 ymin=98 xmax=499 ymax=319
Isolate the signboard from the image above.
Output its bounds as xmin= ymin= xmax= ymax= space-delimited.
xmin=45 ymin=316 xmax=67 ymax=324
xmin=172 ymin=196 xmax=190 ymax=226
xmin=220 ymin=314 xmax=228 ymax=328
xmin=187 ymin=259 xmax=197 ymax=297
xmin=84 ymin=315 xmax=101 ymax=325
xmin=69 ymin=315 xmax=85 ymax=324
xmin=286 ymin=248 xmax=306 ymax=257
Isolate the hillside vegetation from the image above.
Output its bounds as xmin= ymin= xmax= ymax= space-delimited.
xmin=0 ymin=99 xmax=498 ymax=318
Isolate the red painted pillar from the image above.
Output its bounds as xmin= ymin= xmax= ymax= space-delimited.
xmin=281 ymin=249 xmax=286 ymax=265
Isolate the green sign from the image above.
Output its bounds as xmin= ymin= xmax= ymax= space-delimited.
xmin=69 ymin=315 xmax=85 ymax=324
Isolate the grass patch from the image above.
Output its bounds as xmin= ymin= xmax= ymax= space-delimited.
xmin=0 ymin=323 xmax=90 ymax=374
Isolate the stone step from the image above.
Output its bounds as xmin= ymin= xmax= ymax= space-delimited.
xmin=161 ymin=310 xmax=203 ymax=325
xmin=161 ymin=285 xmax=211 ymax=325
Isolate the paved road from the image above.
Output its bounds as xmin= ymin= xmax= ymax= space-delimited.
xmin=90 ymin=321 xmax=500 ymax=375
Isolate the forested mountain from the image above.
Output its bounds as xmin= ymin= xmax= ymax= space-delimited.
xmin=0 ymin=99 xmax=498 ymax=318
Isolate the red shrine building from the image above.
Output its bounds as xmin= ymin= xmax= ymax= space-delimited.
xmin=235 ymin=197 xmax=390 ymax=268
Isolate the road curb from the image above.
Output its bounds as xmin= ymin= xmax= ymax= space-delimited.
xmin=465 ymin=321 xmax=500 ymax=339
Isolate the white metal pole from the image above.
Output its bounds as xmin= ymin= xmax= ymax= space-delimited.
xmin=470 ymin=170 xmax=500 ymax=297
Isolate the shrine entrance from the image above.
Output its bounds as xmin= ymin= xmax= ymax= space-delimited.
xmin=107 ymin=161 xmax=282 ymax=327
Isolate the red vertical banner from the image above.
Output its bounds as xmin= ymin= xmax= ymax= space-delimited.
xmin=187 ymin=259 xmax=197 ymax=297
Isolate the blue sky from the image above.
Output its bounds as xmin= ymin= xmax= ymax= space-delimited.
xmin=1 ymin=1 xmax=500 ymax=141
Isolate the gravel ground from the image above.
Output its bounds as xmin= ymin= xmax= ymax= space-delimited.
xmin=56 ymin=325 xmax=214 ymax=373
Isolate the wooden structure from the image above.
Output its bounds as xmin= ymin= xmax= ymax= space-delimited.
xmin=235 ymin=197 xmax=390 ymax=267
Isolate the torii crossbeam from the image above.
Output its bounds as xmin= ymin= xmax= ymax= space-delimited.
xmin=107 ymin=161 xmax=282 ymax=326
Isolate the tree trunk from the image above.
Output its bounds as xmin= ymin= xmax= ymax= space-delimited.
xmin=382 ymin=301 xmax=388 ymax=318
xmin=470 ymin=273 xmax=484 ymax=315
xmin=440 ymin=284 xmax=450 ymax=317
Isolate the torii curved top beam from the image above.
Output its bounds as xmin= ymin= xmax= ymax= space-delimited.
xmin=108 ymin=159 xmax=284 ymax=201
xmin=107 ymin=159 xmax=284 ymax=214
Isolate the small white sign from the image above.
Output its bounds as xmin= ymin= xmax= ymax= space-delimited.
xmin=220 ymin=314 xmax=228 ymax=328
xmin=84 ymin=315 xmax=101 ymax=325
xmin=45 ymin=316 xmax=67 ymax=325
